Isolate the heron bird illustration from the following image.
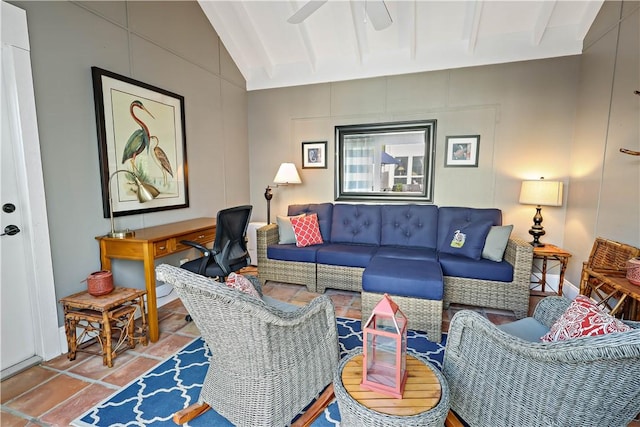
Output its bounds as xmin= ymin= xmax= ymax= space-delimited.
xmin=151 ymin=136 xmax=173 ymax=186
xmin=121 ymin=100 xmax=155 ymax=171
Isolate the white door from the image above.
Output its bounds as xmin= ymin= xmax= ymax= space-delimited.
xmin=1 ymin=1 xmax=60 ymax=378
xmin=1 ymin=87 xmax=38 ymax=371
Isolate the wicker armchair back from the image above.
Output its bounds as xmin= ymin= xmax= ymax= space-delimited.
xmin=443 ymin=296 xmax=640 ymax=427
xmin=155 ymin=264 xmax=339 ymax=427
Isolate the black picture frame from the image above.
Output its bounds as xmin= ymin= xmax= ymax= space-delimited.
xmin=444 ymin=135 xmax=480 ymax=167
xmin=335 ymin=120 xmax=436 ymax=202
xmin=302 ymin=141 xmax=328 ymax=169
xmin=92 ymin=67 xmax=189 ymax=218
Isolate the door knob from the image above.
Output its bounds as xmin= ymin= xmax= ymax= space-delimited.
xmin=1 ymin=225 xmax=20 ymax=236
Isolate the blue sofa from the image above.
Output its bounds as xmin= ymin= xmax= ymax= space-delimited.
xmin=257 ymin=203 xmax=534 ymax=340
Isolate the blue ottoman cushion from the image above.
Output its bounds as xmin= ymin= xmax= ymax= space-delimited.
xmin=317 ymin=244 xmax=379 ymax=268
xmin=363 ymin=257 xmax=443 ymax=300
xmin=375 ymin=246 xmax=437 ymax=261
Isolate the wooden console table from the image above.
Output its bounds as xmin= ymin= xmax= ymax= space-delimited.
xmin=96 ymin=217 xmax=216 ymax=342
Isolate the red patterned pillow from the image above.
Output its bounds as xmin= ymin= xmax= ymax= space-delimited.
xmin=225 ymin=272 xmax=261 ymax=299
xmin=290 ymin=213 xmax=324 ymax=247
xmin=541 ymin=295 xmax=632 ymax=342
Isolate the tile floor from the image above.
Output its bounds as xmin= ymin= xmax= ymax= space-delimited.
xmin=1 ymin=273 xmax=633 ymax=427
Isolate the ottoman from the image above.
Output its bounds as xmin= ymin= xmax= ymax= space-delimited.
xmin=362 ymin=257 xmax=444 ymax=342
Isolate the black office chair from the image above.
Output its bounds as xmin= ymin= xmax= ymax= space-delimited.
xmin=180 ymin=205 xmax=253 ymax=280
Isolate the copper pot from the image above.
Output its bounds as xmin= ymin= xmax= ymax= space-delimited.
xmin=86 ymin=270 xmax=114 ymax=296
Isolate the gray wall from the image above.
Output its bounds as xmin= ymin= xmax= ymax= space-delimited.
xmin=10 ymin=1 xmax=248 ymax=325
xmin=564 ymin=1 xmax=640 ymax=284
xmin=248 ymin=56 xmax=580 ymax=259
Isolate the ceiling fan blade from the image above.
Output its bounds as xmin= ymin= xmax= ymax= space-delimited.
xmin=287 ymin=0 xmax=328 ymax=24
xmin=366 ymin=0 xmax=392 ymax=31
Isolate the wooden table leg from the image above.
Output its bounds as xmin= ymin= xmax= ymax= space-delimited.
xmin=143 ymin=243 xmax=159 ymax=342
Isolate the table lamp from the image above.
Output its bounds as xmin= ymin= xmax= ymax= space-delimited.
xmin=107 ymin=170 xmax=160 ymax=238
xmin=264 ymin=162 xmax=302 ymax=224
xmin=519 ymin=177 xmax=563 ymax=247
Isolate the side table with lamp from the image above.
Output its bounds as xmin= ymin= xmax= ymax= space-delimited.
xmin=519 ymin=178 xmax=571 ymax=295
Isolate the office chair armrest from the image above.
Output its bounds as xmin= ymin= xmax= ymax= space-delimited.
xmin=180 ymin=240 xmax=219 ymax=276
xmin=180 ymin=240 xmax=217 ymax=256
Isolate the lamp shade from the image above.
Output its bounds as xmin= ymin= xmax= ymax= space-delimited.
xmin=273 ymin=163 xmax=302 ymax=184
xmin=519 ymin=179 xmax=563 ymax=207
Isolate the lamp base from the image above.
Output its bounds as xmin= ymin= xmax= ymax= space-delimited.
xmin=107 ymin=229 xmax=135 ymax=239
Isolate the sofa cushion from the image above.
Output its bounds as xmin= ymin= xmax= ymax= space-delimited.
xmin=363 ymin=257 xmax=443 ymax=300
xmin=380 ymin=204 xmax=438 ymax=249
xmin=291 ymin=213 xmax=324 ymax=247
xmin=267 ymin=243 xmax=321 ymax=263
xmin=288 ymin=203 xmax=333 ymax=242
xmin=437 ymin=207 xmax=502 ymax=252
xmin=330 ymin=204 xmax=381 ymax=245
xmin=316 ymin=244 xmax=379 ymax=268
xmin=374 ymin=246 xmax=437 ymax=261
xmin=439 ymin=253 xmax=514 ymax=282
xmin=482 ymin=225 xmax=513 ymax=262
xmin=439 ymin=220 xmax=493 ymax=260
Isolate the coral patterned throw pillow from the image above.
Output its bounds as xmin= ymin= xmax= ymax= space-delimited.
xmin=225 ymin=272 xmax=261 ymax=299
xmin=290 ymin=213 xmax=324 ymax=247
xmin=540 ymin=295 xmax=631 ymax=342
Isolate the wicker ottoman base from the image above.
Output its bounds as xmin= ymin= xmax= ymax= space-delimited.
xmin=361 ymin=291 xmax=443 ymax=342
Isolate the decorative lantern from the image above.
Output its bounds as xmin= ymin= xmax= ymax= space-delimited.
xmin=361 ymin=293 xmax=408 ymax=398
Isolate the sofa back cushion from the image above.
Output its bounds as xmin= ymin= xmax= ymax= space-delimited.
xmin=288 ymin=203 xmax=333 ymax=242
xmin=437 ymin=207 xmax=502 ymax=253
xmin=330 ymin=204 xmax=381 ymax=245
xmin=380 ymin=204 xmax=438 ymax=249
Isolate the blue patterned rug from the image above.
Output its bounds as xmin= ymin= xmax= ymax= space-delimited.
xmin=72 ymin=318 xmax=447 ymax=427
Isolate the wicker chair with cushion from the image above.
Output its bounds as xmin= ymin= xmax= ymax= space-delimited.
xmin=155 ymin=264 xmax=339 ymax=427
xmin=443 ymin=296 xmax=640 ymax=427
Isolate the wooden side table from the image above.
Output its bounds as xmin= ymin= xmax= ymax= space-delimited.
xmin=334 ymin=350 xmax=450 ymax=426
xmin=581 ymin=273 xmax=640 ymax=320
xmin=60 ymin=287 xmax=147 ymax=367
xmin=531 ymin=244 xmax=572 ymax=296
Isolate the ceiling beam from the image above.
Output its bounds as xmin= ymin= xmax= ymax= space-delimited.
xmin=408 ymin=0 xmax=417 ymax=60
xmin=531 ymin=1 xmax=556 ymax=46
xmin=231 ymin=2 xmax=275 ymax=78
xmin=576 ymin=0 xmax=605 ymax=41
xmin=289 ymin=0 xmax=317 ymax=72
xmin=465 ymin=0 xmax=484 ymax=53
xmin=350 ymin=1 xmax=369 ymax=64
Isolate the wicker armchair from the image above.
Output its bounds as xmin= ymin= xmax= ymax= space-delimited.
xmin=155 ymin=264 xmax=339 ymax=427
xmin=442 ymin=296 xmax=640 ymax=427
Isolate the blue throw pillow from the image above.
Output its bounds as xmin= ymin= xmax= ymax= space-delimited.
xmin=439 ymin=220 xmax=494 ymax=260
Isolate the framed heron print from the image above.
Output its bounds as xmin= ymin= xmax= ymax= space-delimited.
xmin=92 ymin=67 xmax=188 ymax=217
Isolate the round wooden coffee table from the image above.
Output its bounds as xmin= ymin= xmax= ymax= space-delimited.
xmin=334 ymin=349 xmax=450 ymax=426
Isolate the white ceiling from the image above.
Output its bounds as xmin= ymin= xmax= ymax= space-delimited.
xmin=198 ymin=0 xmax=603 ymax=91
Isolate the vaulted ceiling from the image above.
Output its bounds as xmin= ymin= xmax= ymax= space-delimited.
xmin=198 ymin=1 xmax=603 ymax=91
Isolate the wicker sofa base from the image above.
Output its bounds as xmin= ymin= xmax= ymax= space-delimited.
xmin=362 ymin=291 xmax=443 ymax=342
xmin=443 ymin=276 xmax=529 ymax=319
xmin=316 ymin=264 xmax=364 ymax=293
xmin=258 ymin=258 xmax=317 ymax=292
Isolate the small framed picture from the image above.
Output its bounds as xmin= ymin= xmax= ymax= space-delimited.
xmin=302 ymin=141 xmax=327 ymax=169
xmin=444 ymin=135 xmax=480 ymax=167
